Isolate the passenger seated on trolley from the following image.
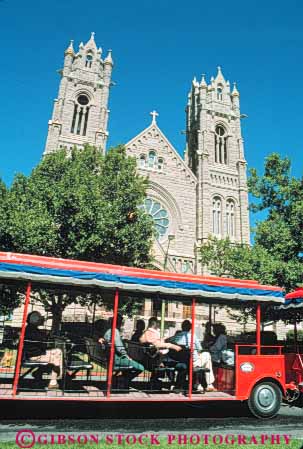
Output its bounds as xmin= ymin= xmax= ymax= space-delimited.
xmin=23 ymin=311 xmax=63 ymax=390
xmin=209 ymin=323 xmax=227 ymax=364
xmin=139 ymin=317 xmax=181 ymax=352
xmin=93 ymin=319 xmax=109 ymax=344
xmin=202 ymin=321 xmax=215 ymax=348
xmin=104 ymin=314 xmax=144 ymax=382
xmin=140 ymin=317 xmax=185 ymax=390
xmin=170 ymin=320 xmax=216 ymax=393
xmin=131 ymin=319 xmax=145 ymax=343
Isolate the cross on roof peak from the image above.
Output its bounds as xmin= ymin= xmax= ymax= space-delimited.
xmin=150 ymin=110 xmax=159 ymax=125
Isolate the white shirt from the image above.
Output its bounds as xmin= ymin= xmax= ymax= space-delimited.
xmin=170 ymin=331 xmax=202 ymax=364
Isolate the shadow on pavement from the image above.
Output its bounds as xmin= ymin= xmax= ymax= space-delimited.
xmin=0 ymin=400 xmax=251 ymax=420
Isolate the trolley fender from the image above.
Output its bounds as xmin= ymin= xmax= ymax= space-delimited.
xmin=245 ymin=375 xmax=286 ymax=398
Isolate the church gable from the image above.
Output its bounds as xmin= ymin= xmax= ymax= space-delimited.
xmin=125 ymin=116 xmax=197 ymax=267
xmin=125 ymin=120 xmax=197 ymax=186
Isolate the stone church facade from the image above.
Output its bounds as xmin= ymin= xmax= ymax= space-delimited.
xmin=43 ymin=34 xmax=252 ymax=335
xmin=44 ymin=34 xmax=250 ymax=275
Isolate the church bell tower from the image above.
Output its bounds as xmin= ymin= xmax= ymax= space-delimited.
xmin=186 ymin=67 xmax=250 ymax=254
xmin=44 ymin=33 xmax=113 ymax=155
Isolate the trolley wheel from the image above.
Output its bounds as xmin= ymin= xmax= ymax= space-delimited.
xmin=248 ymin=381 xmax=282 ymax=418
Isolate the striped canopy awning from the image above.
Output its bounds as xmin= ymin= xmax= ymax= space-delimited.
xmin=0 ymin=252 xmax=284 ymax=304
xmin=279 ymin=288 xmax=303 ymax=309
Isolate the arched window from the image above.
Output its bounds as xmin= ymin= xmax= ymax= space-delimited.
xmin=217 ymin=84 xmax=223 ymax=101
xmin=158 ymin=157 xmax=164 ymax=171
xmin=181 ymin=260 xmax=193 ymax=274
xmin=139 ymin=154 xmax=146 ymax=168
xmin=148 ymin=151 xmax=156 ymax=168
xmin=226 ymin=199 xmax=235 ymax=238
xmin=71 ymin=94 xmax=90 ymax=136
xmin=212 ymin=197 xmax=222 ymax=235
xmin=141 ymin=197 xmax=170 ymax=238
xmin=85 ymin=53 xmax=93 ymax=68
xmin=215 ymin=125 xmax=227 ymax=164
xmin=139 ymin=152 xmax=164 ymax=171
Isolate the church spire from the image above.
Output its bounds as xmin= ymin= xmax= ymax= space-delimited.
xmin=84 ymin=32 xmax=97 ymax=49
xmin=104 ymin=49 xmax=114 ymax=66
xmin=64 ymin=40 xmax=75 ymax=56
xmin=216 ymin=66 xmax=225 ymax=80
xmin=232 ymin=82 xmax=240 ymax=97
xmin=200 ymin=74 xmax=207 ymax=89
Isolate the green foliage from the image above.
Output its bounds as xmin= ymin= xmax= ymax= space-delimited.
xmin=0 ymin=145 xmax=154 ymax=325
xmin=249 ymin=153 xmax=302 ymax=252
xmin=199 ymin=236 xmax=279 ymax=284
xmin=0 ymin=284 xmax=21 ymax=317
xmin=249 ymin=153 xmax=303 ymax=291
xmin=5 ymin=145 xmax=154 ymax=265
xmin=0 ymin=179 xmax=11 ymax=251
xmin=200 ymin=237 xmax=278 ymax=324
xmin=286 ymin=329 xmax=303 ymax=342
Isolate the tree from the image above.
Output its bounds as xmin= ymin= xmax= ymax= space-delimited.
xmin=0 ymin=181 xmax=18 ymax=318
xmin=199 ymin=236 xmax=280 ymax=283
xmin=200 ymin=237 xmax=282 ymax=325
xmin=0 ymin=179 xmax=11 ymax=251
xmin=1 ymin=145 xmax=154 ymax=330
xmin=0 ymin=285 xmax=20 ymax=317
xmin=249 ymin=153 xmax=303 ymax=291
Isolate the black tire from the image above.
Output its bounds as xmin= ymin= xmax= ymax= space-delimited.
xmin=247 ymin=381 xmax=282 ymax=418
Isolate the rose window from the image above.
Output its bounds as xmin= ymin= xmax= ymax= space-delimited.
xmin=141 ymin=198 xmax=169 ymax=238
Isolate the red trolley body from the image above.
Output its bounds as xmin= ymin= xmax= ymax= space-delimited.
xmin=0 ymin=252 xmax=302 ymax=418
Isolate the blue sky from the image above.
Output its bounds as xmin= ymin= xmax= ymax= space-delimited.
xmin=0 ymin=0 xmax=302 ymax=228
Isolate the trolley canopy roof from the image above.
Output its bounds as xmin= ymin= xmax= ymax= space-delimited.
xmin=0 ymin=252 xmax=284 ymax=304
xmin=279 ymin=288 xmax=303 ymax=309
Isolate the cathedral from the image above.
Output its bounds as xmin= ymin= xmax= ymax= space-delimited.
xmin=44 ymin=33 xmax=250 ymax=282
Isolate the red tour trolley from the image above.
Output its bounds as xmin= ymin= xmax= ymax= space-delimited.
xmin=0 ymin=251 xmax=302 ymax=418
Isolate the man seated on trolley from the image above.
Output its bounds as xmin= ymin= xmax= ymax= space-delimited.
xmin=169 ymin=320 xmax=216 ymax=393
xmin=104 ymin=314 xmax=144 ymax=385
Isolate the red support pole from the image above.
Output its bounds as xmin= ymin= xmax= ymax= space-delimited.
xmin=107 ymin=288 xmax=119 ymax=399
xmin=256 ymin=303 xmax=261 ymax=355
xmin=294 ymin=321 xmax=298 ymax=353
xmin=189 ymin=297 xmax=196 ymax=399
xmin=12 ymin=282 xmax=32 ymax=397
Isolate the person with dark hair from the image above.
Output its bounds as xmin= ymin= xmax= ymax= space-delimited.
xmin=131 ymin=319 xmax=145 ymax=342
xmin=24 ymin=311 xmax=63 ymax=390
xmin=203 ymin=321 xmax=215 ymax=347
xmin=209 ymin=323 xmax=227 ymax=363
xmin=170 ymin=320 xmax=216 ymax=392
xmin=93 ymin=319 xmax=108 ymax=344
xmin=139 ymin=317 xmax=181 ymax=351
xmin=103 ymin=314 xmax=144 ymax=382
